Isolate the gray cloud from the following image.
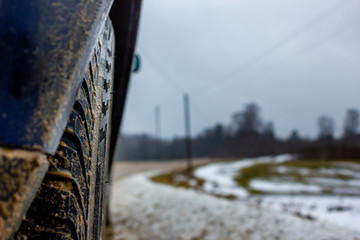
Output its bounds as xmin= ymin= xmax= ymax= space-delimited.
xmin=122 ymin=0 xmax=360 ymax=139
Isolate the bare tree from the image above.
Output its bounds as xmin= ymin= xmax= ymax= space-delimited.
xmin=232 ymin=102 xmax=262 ymax=135
xmin=288 ymin=129 xmax=301 ymax=141
xmin=263 ymin=121 xmax=275 ymax=139
xmin=343 ymin=109 xmax=359 ymax=137
xmin=318 ymin=115 xmax=335 ymax=140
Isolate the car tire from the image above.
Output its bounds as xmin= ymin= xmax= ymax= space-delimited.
xmin=13 ymin=18 xmax=114 ymax=240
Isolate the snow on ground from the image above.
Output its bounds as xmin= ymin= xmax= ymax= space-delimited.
xmin=110 ymin=171 xmax=360 ymax=240
xmin=193 ymin=155 xmax=360 ymax=231
xmin=194 ymin=154 xmax=293 ymax=198
xmin=249 ymin=179 xmax=322 ymax=193
xmin=260 ymin=195 xmax=360 ymax=231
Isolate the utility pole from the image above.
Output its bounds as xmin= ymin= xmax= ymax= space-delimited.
xmin=154 ymin=105 xmax=162 ymax=159
xmin=183 ymin=93 xmax=193 ymax=170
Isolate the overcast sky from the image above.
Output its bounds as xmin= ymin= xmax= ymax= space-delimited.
xmin=121 ymin=0 xmax=360 ymax=140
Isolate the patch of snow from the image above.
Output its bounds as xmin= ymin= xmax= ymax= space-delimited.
xmin=348 ymin=179 xmax=360 ymax=187
xmin=194 ymin=154 xmax=293 ymax=198
xmin=319 ymin=168 xmax=360 ymax=178
xmin=173 ymin=174 xmax=187 ymax=182
xmin=273 ymin=154 xmax=294 ymax=163
xmin=249 ymin=179 xmax=322 ymax=193
xmin=260 ymin=195 xmax=360 ymax=231
xmin=333 ymin=187 xmax=360 ymax=195
xmin=189 ymin=179 xmax=197 ymax=187
xmin=276 ymin=166 xmax=288 ymax=174
xmin=309 ymin=177 xmax=347 ymax=186
xmin=275 ymin=166 xmax=311 ymax=175
xmin=298 ymin=167 xmax=311 ymax=175
xmin=309 ymin=177 xmax=360 ymax=187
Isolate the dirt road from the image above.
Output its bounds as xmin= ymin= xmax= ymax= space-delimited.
xmin=111 ymin=158 xmax=216 ymax=180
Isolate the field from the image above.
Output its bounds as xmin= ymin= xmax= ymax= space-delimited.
xmin=151 ymin=155 xmax=360 ymax=230
xmin=235 ymin=159 xmax=360 ymax=195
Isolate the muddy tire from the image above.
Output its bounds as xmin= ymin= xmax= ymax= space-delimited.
xmin=12 ymin=19 xmax=114 ymax=240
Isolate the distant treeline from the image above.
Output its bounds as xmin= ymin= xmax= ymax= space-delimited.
xmin=116 ymin=103 xmax=360 ymax=161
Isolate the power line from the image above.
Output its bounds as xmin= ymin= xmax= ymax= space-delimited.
xmin=192 ymin=0 xmax=353 ymax=97
xmin=140 ymin=48 xmax=213 ymax=122
xmin=188 ymin=14 xmax=360 ymax=137
xmin=140 ymin=15 xmax=355 ymax=136
xmin=140 ymin=48 xmax=184 ymax=93
xmin=138 ymin=50 xmax=213 ymax=138
xmin=195 ymin=16 xmax=360 ymax=99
